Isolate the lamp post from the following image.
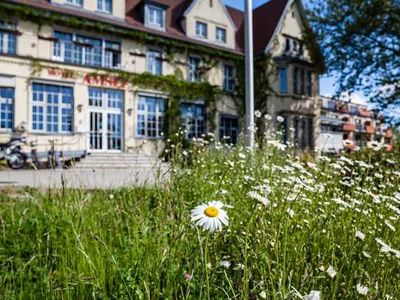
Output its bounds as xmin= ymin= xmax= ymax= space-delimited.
xmin=245 ymin=0 xmax=255 ymax=148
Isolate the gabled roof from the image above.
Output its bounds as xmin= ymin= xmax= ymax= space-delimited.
xmin=3 ymin=0 xmax=296 ymax=57
xmin=226 ymin=0 xmax=291 ymax=55
xmin=253 ymin=0 xmax=290 ymax=55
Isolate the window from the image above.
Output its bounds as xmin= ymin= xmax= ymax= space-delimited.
xmin=53 ymin=31 xmax=121 ymax=69
xmin=0 ymin=20 xmax=17 ymax=55
xmin=145 ymin=4 xmax=165 ymax=30
xmin=216 ymin=27 xmax=226 ymax=43
xmin=97 ymin=0 xmax=112 ymax=13
xmin=293 ymin=67 xmax=298 ymax=94
xmin=306 ymin=70 xmax=312 ymax=96
xmin=136 ymin=95 xmax=165 ymax=138
xmin=0 ymin=87 xmax=13 ymax=129
xmin=196 ymin=22 xmax=208 ymax=39
xmin=188 ymin=56 xmax=201 ymax=82
xmin=181 ymin=103 xmax=206 ymax=139
xmin=66 ymin=0 xmax=83 ymax=6
xmin=32 ymin=83 xmax=73 ymax=133
xmin=279 ymin=67 xmax=287 ymax=94
xmin=220 ymin=116 xmax=238 ymax=144
xmin=147 ymin=49 xmax=163 ymax=75
xmin=104 ymin=41 xmax=121 ymax=69
xmin=300 ymin=68 xmax=305 ymax=95
xmin=223 ymin=64 xmax=235 ymax=92
xmin=284 ymin=36 xmax=303 ymax=56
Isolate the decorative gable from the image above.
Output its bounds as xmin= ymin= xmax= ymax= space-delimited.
xmin=182 ymin=0 xmax=237 ymax=49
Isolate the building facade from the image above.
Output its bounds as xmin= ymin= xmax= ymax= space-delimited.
xmin=320 ymin=96 xmax=394 ymax=153
xmin=0 ymin=0 xmax=320 ymax=159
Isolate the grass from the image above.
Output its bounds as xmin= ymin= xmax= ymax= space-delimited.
xmin=0 ymin=137 xmax=400 ymax=299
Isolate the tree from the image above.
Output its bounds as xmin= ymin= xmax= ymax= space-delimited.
xmin=307 ymin=0 xmax=400 ymax=109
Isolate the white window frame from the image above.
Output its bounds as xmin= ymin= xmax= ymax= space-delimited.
xmin=66 ymin=0 xmax=83 ymax=7
xmin=31 ymin=83 xmax=74 ymax=134
xmin=223 ymin=64 xmax=235 ymax=92
xmin=0 ymin=87 xmax=14 ymax=131
xmin=145 ymin=4 xmax=166 ymax=30
xmin=180 ymin=102 xmax=206 ymax=139
xmin=52 ymin=31 xmax=121 ymax=69
xmin=196 ymin=21 xmax=208 ymax=39
xmin=216 ymin=27 xmax=227 ymax=44
xmin=0 ymin=21 xmax=17 ymax=55
xmin=136 ymin=95 xmax=166 ymax=139
xmin=188 ymin=56 xmax=201 ymax=82
xmin=147 ymin=48 xmax=163 ymax=76
xmin=97 ymin=0 xmax=112 ymax=14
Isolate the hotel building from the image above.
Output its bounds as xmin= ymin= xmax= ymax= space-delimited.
xmin=0 ymin=0 xmax=321 ymax=160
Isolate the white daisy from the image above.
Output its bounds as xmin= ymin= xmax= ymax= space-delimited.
xmin=248 ymin=191 xmax=270 ymax=206
xmin=191 ymin=201 xmax=229 ymax=232
xmin=356 ymin=283 xmax=369 ymax=295
xmin=326 ymin=265 xmax=337 ymax=279
xmin=355 ymin=231 xmax=365 ymax=241
xmin=303 ymin=291 xmax=321 ymax=300
xmin=276 ymin=115 xmax=285 ymax=123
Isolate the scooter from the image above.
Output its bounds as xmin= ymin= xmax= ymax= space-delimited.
xmin=0 ymin=136 xmax=27 ymax=169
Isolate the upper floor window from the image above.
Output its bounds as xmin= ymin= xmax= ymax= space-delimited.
xmin=147 ymin=49 xmax=163 ymax=76
xmin=66 ymin=0 xmax=83 ymax=7
xmin=136 ymin=95 xmax=165 ymax=138
xmin=279 ymin=67 xmax=288 ymax=94
xmin=0 ymin=87 xmax=14 ymax=129
xmin=188 ymin=56 xmax=201 ymax=82
xmin=216 ymin=27 xmax=227 ymax=43
xmin=53 ymin=31 xmax=121 ymax=69
xmin=196 ymin=22 xmax=208 ymax=39
xmin=97 ymin=0 xmax=112 ymax=14
xmin=145 ymin=4 xmax=165 ymax=30
xmin=293 ymin=67 xmax=298 ymax=94
xmin=0 ymin=21 xmax=17 ymax=55
xmin=223 ymin=64 xmax=235 ymax=92
xmin=306 ymin=71 xmax=312 ymax=96
xmin=284 ymin=37 xmax=303 ymax=57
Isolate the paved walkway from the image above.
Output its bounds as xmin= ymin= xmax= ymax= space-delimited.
xmin=0 ymin=167 xmax=169 ymax=189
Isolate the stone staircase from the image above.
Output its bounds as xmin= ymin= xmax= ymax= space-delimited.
xmin=73 ymin=152 xmax=167 ymax=170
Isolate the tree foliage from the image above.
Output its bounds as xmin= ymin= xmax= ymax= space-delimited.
xmin=308 ymin=0 xmax=400 ymax=107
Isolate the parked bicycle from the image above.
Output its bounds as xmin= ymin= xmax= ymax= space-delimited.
xmin=0 ymin=136 xmax=28 ymax=169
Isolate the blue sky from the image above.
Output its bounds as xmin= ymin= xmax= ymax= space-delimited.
xmin=223 ymin=0 xmax=366 ymax=105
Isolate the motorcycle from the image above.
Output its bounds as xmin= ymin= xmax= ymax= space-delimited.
xmin=0 ymin=136 xmax=28 ymax=169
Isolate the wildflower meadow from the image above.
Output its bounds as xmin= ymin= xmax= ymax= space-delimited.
xmin=1 ymin=133 xmax=400 ymax=299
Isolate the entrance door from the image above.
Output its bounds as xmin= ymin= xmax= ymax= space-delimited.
xmin=88 ymin=88 xmax=123 ymax=152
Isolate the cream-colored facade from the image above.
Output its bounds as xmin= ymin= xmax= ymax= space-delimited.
xmin=0 ymin=0 xmax=322 ymax=161
xmin=261 ymin=0 xmax=320 ymax=150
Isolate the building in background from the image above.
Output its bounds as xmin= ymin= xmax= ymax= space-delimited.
xmin=0 ymin=0 xmax=321 ymax=161
xmin=320 ymin=96 xmax=394 ymax=153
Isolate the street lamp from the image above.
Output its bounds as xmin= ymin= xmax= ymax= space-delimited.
xmin=245 ymin=0 xmax=255 ymax=148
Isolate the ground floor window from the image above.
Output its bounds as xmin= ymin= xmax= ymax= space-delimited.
xmin=293 ymin=116 xmax=313 ymax=150
xmin=136 ymin=95 xmax=165 ymax=138
xmin=0 ymin=87 xmax=13 ymax=129
xmin=32 ymin=83 xmax=73 ymax=133
xmin=219 ymin=115 xmax=238 ymax=144
xmin=180 ymin=103 xmax=206 ymax=139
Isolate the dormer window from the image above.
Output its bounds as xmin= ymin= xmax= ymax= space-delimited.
xmin=196 ymin=22 xmax=207 ymax=39
xmin=216 ymin=27 xmax=226 ymax=43
xmin=145 ymin=4 xmax=165 ymax=30
xmin=66 ymin=0 xmax=83 ymax=7
xmin=97 ymin=0 xmax=112 ymax=14
xmin=284 ymin=36 xmax=303 ymax=57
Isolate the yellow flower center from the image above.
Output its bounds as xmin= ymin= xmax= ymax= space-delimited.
xmin=204 ymin=206 xmax=219 ymax=218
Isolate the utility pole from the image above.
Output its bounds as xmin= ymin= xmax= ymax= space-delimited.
xmin=245 ymin=0 xmax=255 ymax=148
